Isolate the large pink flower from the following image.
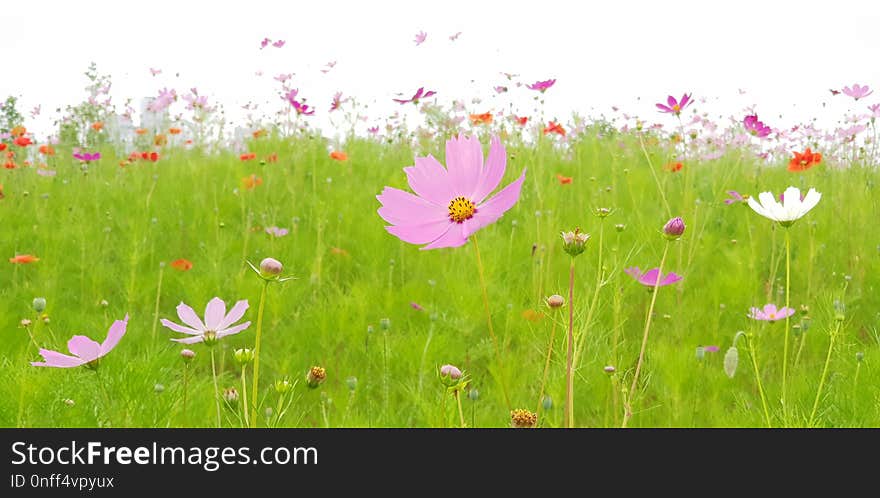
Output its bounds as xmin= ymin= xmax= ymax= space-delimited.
xmin=376 ymin=134 xmax=526 ymax=250
xmin=31 ymin=316 xmax=129 ymax=368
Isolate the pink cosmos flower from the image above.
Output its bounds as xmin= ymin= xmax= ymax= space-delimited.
xmin=274 ymin=73 xmax=293 ymax=83
xmin=73 ymin=152 xmax=101 ymax=162
xmin=449 ymin=31 xmax=462 ymax=41
xmin=148 ymin=88 xmax=177 ymax=112
xmin=321 ymin=61 xmax=337 ymax=74
xmin=149 ymin=67 xmax=162 ymax=76
xmin=272 ymin=40 xmax=285 ymax=48
xmin=414 ymin=31 xmax=427 ymax=45
xmin=31 ymin=316 xmax=128 ymax=368
xmin=703 ymin=345 xmax=720 ymax=353
xmin=842 ymin=84 xmax=873 ymax=100
xmin=724 ymin=190 xmax=744 ymax=205
xmin=260 ymin=37 xmax=271 ymax=49
xmin=869 ymin=103 xmax=880 ymax=118
xmin=410 ymin=302 xmax=424 ymax=311
xmin=625 ymin=267 xmax=683 ymax=287
xmin=376 ymin=134 xmax=526 ymax=250
xmin=743 ymin=114 xmax=771 ymax=138
xmin=393 ymin=87 xmax=436 ymax=104
xmin=330 ymin=92 xmax=346 ymax=112
xmin=656 ymin=93 xmax=693 ymax=115
xmin=527 ymin=79 xmax=556 ymax=92
xmin=748 ymin=304 xmax=795 ymax=322
xmin=265 ymin=226 xmax=289 ymax=238
xmin=160 ymin=297 xmax=251 ymax=344
xmin=367 ymin=126 xmax=379 ymax=135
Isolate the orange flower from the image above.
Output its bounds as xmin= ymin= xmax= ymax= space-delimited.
xmin=665 ymin=161 xmax=683 ymax=172
xmin=556 ymin=173 xmax=572 ymax=184
xmin=252 ymin=129 xmax=267 ymax=139
xmin=168 ymin=127 xmax=182 ymax=135
xmin=4 ymin=161 xmax=16 ymax=169
xmin=14 ymin=136 xmax=32 ymax=147
xmin=788 ymin=148 xmax=822 ymax=172
xmin=329 ymin=151 xmax=348 ymax=161
xmin=10 ymin=126 xmax=26 ymax=137
xmin=241 ymin=174 xmax=263 ymax=190
xmin=0 ymin=143 xmax=7 ymax=152
xmin=38 ymin=145 xmax=55 ymax=156
xmin=154 ymin=134 xmax=167 ymax=147
xmin=9 ymin=254 xmax=39 ymax=264
xmin=543 ymin=121 xmax=566 ymax=136
xmin=91 ymin=122 xmax=104 ymax=132
xmin=521 ymin=309 xmax=543 ymax=322
xmin=469 ymin=112 xmax=493 ymax=125
xmin=170 ymin=258 xmax=193 ymax=271
xmin=266 ymin=153 xmax=278 ymax=163
xmin=240 ymin=152 xmax=257 ymax=161
xmin=135 ymin=128 xmax=148 ymax=135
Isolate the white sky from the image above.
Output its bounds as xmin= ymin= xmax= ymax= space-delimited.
xmin=4 ymin=0 xmax=879 ymax=138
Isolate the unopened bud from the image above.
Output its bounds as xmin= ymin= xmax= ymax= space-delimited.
xmin=307 ymin=366 xmax=326 ymax=388
xmin=260 ymin=257 xmax=283 ymax=276
xmin=561 ymin=228 xmax=590 ymax=257
xmin=510 ymin=408 xmax=538 ymax=428
xmin=180 ymin=349 xmax=195 ymax=362
xmin=663 ymin=216 xmax=686 ymax=240
xmin=274 ymin=377 xmax=293 ymax=394
xmin=223 ymin=387 xmax=239 ymax=406
xmin=32 ymin=297 xmax=47 ymax=313
xmin=546 ymin=294 xmax=565 ymax=309
xmin=234 ymin=348 xmax=255 ymax=365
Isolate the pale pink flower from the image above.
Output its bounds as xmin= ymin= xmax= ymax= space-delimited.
xmin=31 ymin=316 xmax=128 ymax=368
xmin=160 ymin=298 xmax=251 ymax=344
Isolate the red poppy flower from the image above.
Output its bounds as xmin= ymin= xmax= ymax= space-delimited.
xmin=556 ymin=173 xmax=572 ymax=184
xmin=0 ymin=143 xmax=7 ymax=152
xmin=329 ymin=151 xmax=348 ymax=161
xmin=240 ymin=153 xmax=256 ymax=161
xmin=170 ymin=259 xmax=193 ymax=271
xmin=665 ymin=161 xmax=683 ymax=172
xmin=788 ymin=148 xmax=822 ymax=172
xmin=9 ymin=254 xmax=39 ymax=264
xmin=514 ymin=116 xmax=528 ymax=126
xmin=91 ymin=122 xmax=104 ymax=132
xmin=241 ymin=174 xmax=263 ymax=190
xmin=14 ymin=136 xmax=32 ymax=147
xmin=4 ymin=161 xmax=16 ymax=169
xmin=38 ymin=145 xmax=55 ymax=156
xmin=543 ymin=121 xmax=566 ymax=136
xmin=168 ymin=127 xmax=182 ymax=135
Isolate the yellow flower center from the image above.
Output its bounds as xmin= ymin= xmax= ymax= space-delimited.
xmin=672 ymin=104 xmax=680 ymax=112
xmin=448 ymin=196 xmax=476 ymax=223
xmin=769 ymin=313 xmax=776 ymax=319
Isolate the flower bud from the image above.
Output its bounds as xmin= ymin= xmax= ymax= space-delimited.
xmin=180 ymin=349 xmax=195 ymax=362
xmin=439 ymin=364 xmax=463 ymax=387
xmin=379 ymin=318 xmax=391 ymax=331
xmin=510 ymin=408 xmax=538 ymax=428
xmin=695 ymin=346 xmax=705 ymax=361
xmin=615 ymin=223 xmax=626 ymax=232
xmin=20 ymin=319 xmax=32 ymax=327
xmin=856 ymin=352 xmax=864 ymax=363
xmin=603 ymin=365 xmax=616 ymax=374
xmin=223 ymin=387 xmax=239 ymax=406
xmin=154 ymin=383 xmax=165 ymax=393
xmin=32 ymin=297 xmax=47 ymax=313
xmin=234 ymin=348 xmax=255 ymax=365
xmin=201 ymin=330 xmax=219 ymax=347
xmin=274 ymin=377 xmax=293 ymax=394
xmin=595 ymin=207 xmax=612 ymax=218
xmin=307 ymin=366 xmax=326 ymax=388
xmin=63 ymin=399 xmax=75 ymax=407
xmin=260 ymin=257 xmax=283 ymax=277
xmin=542 ymin=395 xmax=553 ymax=411
xmin=546 ymin=294 xmax=565 ymax=309
xmin=346 ymin=376 xmax=358 ymax=392
xmin=561 ymin=228 xmax=590 ymax=257
xmin=663 ymin=216 xmax=685 ymax=240
xmin=724 ymin=347 xmax=739 ymax=378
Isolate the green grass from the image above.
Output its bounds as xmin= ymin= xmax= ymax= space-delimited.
xmin=2 ymin=131 xmax=878 ymax=428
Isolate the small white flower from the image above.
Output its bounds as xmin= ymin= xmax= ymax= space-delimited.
xmin=747 ymin=186 xmax=821 ymax=226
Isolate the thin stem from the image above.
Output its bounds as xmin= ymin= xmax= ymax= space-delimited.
xmin=472 ymin=235 xmax=511 ymax=410
xmin=151 ymin=264 xmax=164 ymax=343
xmin=637 ymin=133 xmax=672 ymax=218
xmin=536 ymin=318 xmax=557 ymax=418
xmin=623 ymin=241 xmax=670 ymax=428
xmin=565 ymin=258 xmax=576 ymax=428
xmin=574 ymin=220 xmax=604 ymax=371
xmin=240 ymin=365 xmax=250 ymax=428
xmin=250 ymin=280 xmax=269 ymax=426
xmin=782 ymin=228 xmax=791 ymax=424
xmin=745 ymin=335 xmax=772 ymax=428
xmin=808 ymin=320 xmax=842 ymax=427
xmin=455 ymin=392 xmax=466 ymax=428
xmin=182 ymin=364 xmax=189 ymax=426
xmin=211 ymin=349 xmax=221 ymax=428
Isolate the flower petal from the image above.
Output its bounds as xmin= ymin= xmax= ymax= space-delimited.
xmin=445 ymin=134 xmax=483 ymax=197
xmin=763 ymin=304 xmax=778 ymax=316
xmin=377 ymin=187 xmax=447 ymax=225
xmin=799 ymin=188 xmax=821 ymax=217
xmin=31 ymin=349 xmax=86 ymax=368
xmin=67 ymin=335 xmax=102 ymax=362
xmin=640 ymin=268 xmax=661 ymax=286
xmin=160 ymin=318 xmax=203 ymax=335
xmin=420 ymin=223 xmax=468 ymax=250
xmin=204 ymin=297 xmax=226 ymax=330
xmin=217 ymin=321 xmax=252 ymax=339
xmin=218 ymin=300 xmax=249 ymax=331
xmin=176 ymin=302 xmax=206 ymax=331
xmin=404 ymin=155 xmax=454 ymax=205
xmin=386 ymin=219 xmax=453 ymax=245
xmin=470 ymin=135 xmax=507 ymax=203
xmin=469 ymin=169 xmax=526 ymax=233
xmin=100 ymin=315 xmax=128 ymax=355
xmin=171 ymin=335 xmax=206 ymax=344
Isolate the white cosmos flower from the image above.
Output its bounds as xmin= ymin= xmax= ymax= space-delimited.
xmin=747 ymin=186 xmax=821 ymax=226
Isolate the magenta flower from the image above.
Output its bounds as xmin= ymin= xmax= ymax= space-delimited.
xmin=148 ymin=88 xmax=177 ymax=112
xmin=393 ymin=87 xmax=436 ymax=105
xmin=703 ymin=345 xmax=720 ymax=353
xmin=330 ymin=92 xmax=345 ymax=112
xmin=526 ymin=79 xmax=556 ymax=93
xmin=842 ymin=84 xmax=873 ymax=100
xmin=656 ymin=93 xmax=693 ymax=115
xmin=748 ymin=304 xmax=795 ymax=322
xmin=285 ymin=90 xmax=314 ymax=116
xmin=265 ymin=226 xmax=289 ymax=238
xmin=367 ymin=126 xmax=379 ymax=135
xmin=73 ymin=152 xmax=101 ymax=162
xmin=260 ymin=37 xmax=271 ymax=49
xmin=625 ymin=267 xmax=683 ymax=287
xmin=743 ymin=114 xmax=771 ymax=138
xmin=274 ymin=73 xmax=293 ymax=83
xmin=414 ymin=31 xmax=427 ymax=45
xmin=410 ymin=302 xmax=424 ymax=311
xmin=724 ymin=190 xmax=745 ymax=205
xmin=160 ymin=298 xmax=251 ymax=344
xmin=31 ymin=316 xmax=128 ymax=368
xmin=376 ymin=134 xmax=527 ymax=250
xmin=272 ymin=40 xmax=285 ymax=48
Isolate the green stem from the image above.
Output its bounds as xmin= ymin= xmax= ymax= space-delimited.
xmin=808 ymin=321 xmax=841 ymax=427
xmin=182 ymin=364 xmax=189 ymax=426
xmin=211 ymin=349 xmax=221 ymax=428
xmin=782 ymin=228 xmax=791 ymax=425
xmin=574 ymin=220 xmax=604 ymax=371
xmin=472 ymin=235 xmax=511 ymax=410
xmin=455 ymin=392 xmax=466 ymax=428
xmin=637 ymin=133 xmax=672 ymax=218
xmin=623 ymin=242 xmax=670 ymax=428
xmin=250 ymin=280 xmax=269 ymax=426
xmin=241 ymin=365 xmax=250 ymax=428
xmin=151 ymin=264 xmax=164 ymax=343
xmin=536 ymin=318 xmax=557 ymax=419
xmin=565 ymin=258 xmax=575 ymax=428
xmin=745 ymin=335 xmax=772 ymax=428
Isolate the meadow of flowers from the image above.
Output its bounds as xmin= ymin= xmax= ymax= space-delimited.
xmin=2 ymin=53 xmax=879 ymax=428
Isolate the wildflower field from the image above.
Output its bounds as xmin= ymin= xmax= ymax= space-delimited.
xmin=2 ymin=57 xmax=880 ymax=429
